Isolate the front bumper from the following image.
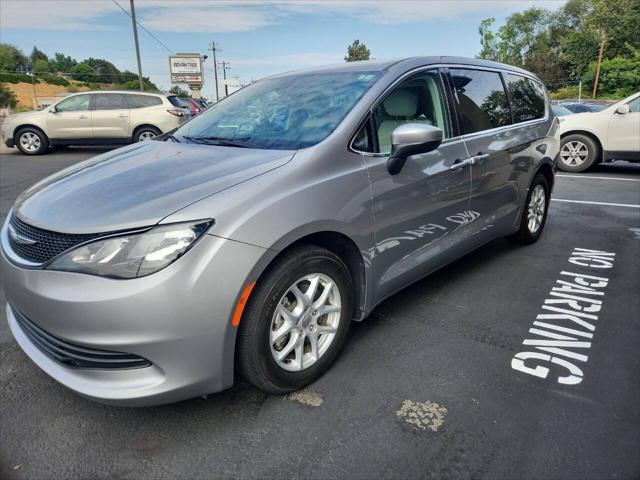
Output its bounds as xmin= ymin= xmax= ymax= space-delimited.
xmin=1 ymin=231 xmax=269 ymax=406
xmin=1 ymin=121 xmax=15 ymax=148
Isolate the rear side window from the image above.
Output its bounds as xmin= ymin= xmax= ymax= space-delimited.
xmin=167 ymin=96 xmax=184 ymax=108
xmin=450 ymin=69 xmax=511 ymax=134
xmin=94 ymin=94 xmax=127 ymax=110
xmin=505 ymin=74 xmax=546 ymax=122
xmin=126 ymin=94 xmax=163 ymax=108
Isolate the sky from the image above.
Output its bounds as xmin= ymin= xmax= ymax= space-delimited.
xmin=0 ymin=0 xmax=566 ymax=100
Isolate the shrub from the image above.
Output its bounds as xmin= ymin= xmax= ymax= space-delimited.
xmin=0 ymin=82 xmax=17 ymax=108
xmin=0 ymin=72 xmax=39 ymax=84
xmin=41 ymin=76 xmax=70 ymax=86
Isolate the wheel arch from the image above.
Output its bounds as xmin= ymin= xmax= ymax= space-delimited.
xmin=251 ymin=230 xmax=368 ymax=321
xmin=13 ymin=123 xmax=49 ymax=143
xmin=131 ymin=123 xmax=162 ymax=141
xmin=561 ymin=129 xmax=603 ymax=161
xmin=535 ymin=162 xmax=555 ymax=191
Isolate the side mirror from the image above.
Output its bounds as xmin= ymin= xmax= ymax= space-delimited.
xmin=49 ymin=106 xmax=57 ymax=113
xmin=387 ymin=123 xmax=443 ymax=175
xmin=616 ymin=104 xmax=630 ymax=114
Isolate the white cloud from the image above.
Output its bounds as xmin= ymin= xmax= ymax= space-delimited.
xmin=0 ymin=0 xmax=117 ymax=30
xmin=1 ymin=0 xmax=567 ymax=32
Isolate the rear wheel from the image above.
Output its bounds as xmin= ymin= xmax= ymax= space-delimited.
xmin=236 ymin=245 xmax=353 ymax=394
xmin=133 ymin=126 xmax=161 ymax=142
xmin=15 ymin=127 xmax=49 ymax=155
xmin=558 ymin=134 xmax=599 ymax=172
xmin=508 ymin=174 xmax=550 ymax=244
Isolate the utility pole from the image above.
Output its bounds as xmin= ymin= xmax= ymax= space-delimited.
xmin=219 ymin=61 xmax=230 ymax=97
xmin=209 ymin=42 xmax=219 ymax=102
xmin=129 ymin=0 xmax=144 ymax=91
xmin=592 ymin=37 xmax=605 ymax=99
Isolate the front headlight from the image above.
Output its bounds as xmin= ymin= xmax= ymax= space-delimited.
xmin=46 ymin=220 xmax=213 ymax=279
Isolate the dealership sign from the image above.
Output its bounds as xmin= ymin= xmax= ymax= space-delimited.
xmin=169 ymin=54 xmax=203 ymax=85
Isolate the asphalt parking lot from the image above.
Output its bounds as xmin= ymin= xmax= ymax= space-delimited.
xmin=1 ymin=147 xmax=639 ymax=480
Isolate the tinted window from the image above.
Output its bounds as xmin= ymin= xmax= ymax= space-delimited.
xmin=56 ymin=95 xmax=90 ymax=112
xmin=176 ymin=72 xmax=381 ymax=150
xmin=373 ymin=70 xmax=450 ymax=154
xmin=566 ymin=104 xmax=588 ymax=113
xmin=94 ymin=94 xmax=127 ymax=110
xmin=504 ymin=74 xmax=546 ymax=122
xmin=167 ymin=96 xmax=184 ymax=107
xmin=450 ymin=69 xmax=511 ymax=133
xmin=627 ymin=97 xmax=640 ymax=113
xmin=127 ymin=94 xmax=162 ymax=108
xmin=352 ymin=119 xmax=374 ymax=153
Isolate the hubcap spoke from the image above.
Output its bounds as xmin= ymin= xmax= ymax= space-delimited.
xmin=270 ymin=272 xmax=342 ymax=372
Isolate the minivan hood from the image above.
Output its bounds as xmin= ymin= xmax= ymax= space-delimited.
xmin=14 ymin=141 xmax=295 ymax=234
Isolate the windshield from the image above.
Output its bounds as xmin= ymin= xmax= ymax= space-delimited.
xmin=174 ymin=71 xmax=382 ymax=150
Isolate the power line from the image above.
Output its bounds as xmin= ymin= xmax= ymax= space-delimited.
xmin=111 ymin=0 xmax=175 ymax=55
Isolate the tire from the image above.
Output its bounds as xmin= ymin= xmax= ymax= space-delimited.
xmin=236 ymin=245 xmax=354 ymax=394
xmin=133 ymin=126 xmax=161 ymax=142
xmin=508 ymin=174 xmax=550 ymax=244
xmin=15 ymin=127 xmax=49 ymax=155
xmin=558 ymin=134 xmax=599 ymax=172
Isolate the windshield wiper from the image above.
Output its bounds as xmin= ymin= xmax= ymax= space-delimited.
xmin=182 ymin=136 xmax=256 ymax=148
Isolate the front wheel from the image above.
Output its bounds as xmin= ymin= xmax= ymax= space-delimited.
xmin=15 ymin=127 xmax=49 ymax=155
xmin=558 ymin=134 xmax=599 ymax=172
xmin=508 ymin=174 xmax=550 ymax=244
xmin=235 ymin=245 xmax=354 ymax=394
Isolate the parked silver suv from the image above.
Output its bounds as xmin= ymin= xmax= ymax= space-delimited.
xmin=1 ymin=57 xmax=559 ymax=405
xmin=1 ymin=91 xmax=190 ymax=155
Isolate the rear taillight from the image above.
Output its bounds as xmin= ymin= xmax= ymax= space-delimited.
xmin=167 ymin=109 xmax=185 ymax=117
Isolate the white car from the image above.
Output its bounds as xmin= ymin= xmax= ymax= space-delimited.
xmin=558 ymin=92 xmax=640 ymax=172
xmin=1 ymin=91 xmax=191 ymax=156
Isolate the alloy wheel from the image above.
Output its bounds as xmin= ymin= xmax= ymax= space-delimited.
xmin=560 ymin=140 xmax=589 ymax=167
xmin=138 ymin=131 xmax=156 ymax=141
xmin=19 ymin=132 xmax=41 ymax=152
xmin=527 ymin=184 xmax=546 ymax=234
xmin=269 ymin=273 xmax=341 ymax=372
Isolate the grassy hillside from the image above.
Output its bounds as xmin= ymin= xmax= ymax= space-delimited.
xmin=6 ymin=81 xmax=115 ymax=110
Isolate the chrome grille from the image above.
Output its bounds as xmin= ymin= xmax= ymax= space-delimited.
xmin=8 ymin=214 xmax=101 ymax=264
xmin=12 ymin=306 xmax=151 ymax=370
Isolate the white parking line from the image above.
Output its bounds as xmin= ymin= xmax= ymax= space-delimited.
xmin=552 ymin=199 xmax=640 ymax=208
xmin=556 ymin=174 xmax=640 ymax=182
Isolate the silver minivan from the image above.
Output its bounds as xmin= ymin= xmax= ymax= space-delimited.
xmin=1 ymin=57 xmax=559 ymax=406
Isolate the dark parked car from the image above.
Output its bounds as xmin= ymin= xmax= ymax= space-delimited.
xmin=561 ymin=103 xmax=608 ymax=113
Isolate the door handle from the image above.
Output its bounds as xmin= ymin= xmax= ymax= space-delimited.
xmin=470 ymin=153 xmax=490 ymax=162
xmin=450 ymin=158 xmax=475 ymax=170
xmin=118 ymin=113 xmax=128 ymax=118
xmin=79 ymin=114 xmax=88 ymax=119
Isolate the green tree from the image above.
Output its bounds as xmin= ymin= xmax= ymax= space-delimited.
xmin=84 ymin=57 xmax=121 ymax=83
xmin=30 ymin=46 xmax=48 ymax=65
xmin=169 ymin=85 xmax=190 ymax=98
xmin=588 ymin=0 xmax=640 ymax=59
xmin=344 ymin=40 xmax=371 ymax=62
xmin=478 ymin=18 xmax=500 ymax=61
xmin=32 ymin=59 xmax=50 ymax=75
xmin=582 ymin=50 xmax=640 ymax=98
xmin=118 ymin=78 xmax=159 ymax=91
xmin=49 ymin=52 xmax=77 ymax=72
xmin=70 ymin=63 xmax=99 ymax=83
xmin=0 ymin=43 xmax=29 ymax=72
xmin=0 ymin=82 xmax=17 ymax=108
xmin=118 ymin=70 xmax=139 ymax=83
